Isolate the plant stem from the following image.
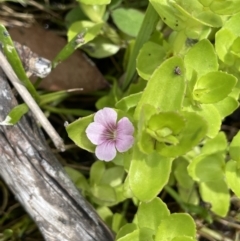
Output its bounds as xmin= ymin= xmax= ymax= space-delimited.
xmin=122 ymin=3 xmax=159 ymax=91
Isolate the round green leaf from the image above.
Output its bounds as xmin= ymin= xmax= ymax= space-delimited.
xmin=214 ymin=96 xmax=239 ymax=119
xmin=193 ymin=71 xmax=237 ymax=104
xmin=201 ymin=132 xmax=227 ymax=155
xmin=200 ymin=180 xmax=230 ymax=217
xmin=155 ymin=213 xmax=196 ymax=241
xmin=215 ymin=28 xmax=236 ymax=66
xmin=66 ymin=114 xmax=95 ymax=152
xmin=115 ymin=92 xmax=142 ymax=112
xmin=210 ymin=0 xmax=240 ymax=15
xmin=116 ymin=223 xmax=137 ymax=240
xmin=135 ymin=56 xmax=185 ymax=119
xmin=101 ymin=166 xmax=125 ymax=187
xmin=184 ymin=39 xmax=218 ymax=81
xmin=82 ymin=35 xmax=120 ymax=58
xmin=137 ymin=198 xmax=170 ymax=231
xmin=96 ymin=206 xmax=113 ymax=227
xmin=155 ymin=112 xmax=208 ymax=157
xmin=90 ymin=184 xmax=117 ymax=204
xmin=184 ymin=104 xmax=221 ymax=138
xmin=136 ymin=41 xmax=166 ymax=80
xmin=111 ymin=8 xmax=144 ymax=37
xmin=196 ymin=11 xmax=222 ymax=27
xmin=90 ymin=161 xmax=106 ymax=185
xmin=65 ymin=166 xmax=89 ymax=192
xmin=117 ymin=228 xmax=155 ymax=241
xmin=117 ymin=229 xmax=139 ymax=241
xmin=188 ymin=153 xmax=225 ymax=182
xmin=129 ymin=147 xmax=173 ymax=201
xmin=225 ymin=160 xmax=240 ymax=197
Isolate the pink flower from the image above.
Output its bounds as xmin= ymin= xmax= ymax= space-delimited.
xmin=86 ymin=108 xmax=134 ymax=161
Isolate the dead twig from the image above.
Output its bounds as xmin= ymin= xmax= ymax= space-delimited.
xmin=0 ymin=50 xmax=65 ymax=151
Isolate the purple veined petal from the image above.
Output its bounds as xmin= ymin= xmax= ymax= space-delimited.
xmin=94 ymin=108 xmax=117 ymax=129
xmin=117 ymin=117 xmax=134 ymax=135
xmin=86 ymin=122 xmax=107 ymax=145
xmin=116 ymin=135 xmax=134 ymax=152
xmin=95 ymin=141 xmax=117 ymax=161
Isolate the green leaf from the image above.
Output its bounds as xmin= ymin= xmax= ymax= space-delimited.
xmin=201 ymin=132 xmax=227 ymax=155
xmin=90 ymin=161 xmax=106 ymax=185
xmin=225 ymin=160 xmax=240 ymax=197
xmin=229 ymin=131 xmax=240 ymax=166
xmin=81 ymin=35 xmax=120 ymax=58
xmin=80 ymin=3 xmax=106 ymax=22
xmin=184 ymin=39 xmax=218 ymax=81
xmin=53 ymin=21 xmax=103 ymax=68
xmin=154 ymin=112 xmax=208 ymax=158
xmin=174 ymin=157 xmax=194 ymax=189
xmin=215 ymin=13 xmax=240 ymax=66
xmin=65 ymin=166 xmax=89 ymax=191
xmin=137 ymin=197 xmax=170 ymax=231
xmin=111 ymin=8 xmax=144 ymax=37
xmin=116 ymin=223 xmax=138 ymax=240
xmin=115 ymin=92 xmax=142 ymax=112
xmin=209 ymin=0 xmax=240 ymax=15
xmin=150 ymin=0 xmax=212 ymax=38
xmin=0 ymin=104 xmax=28 ymax=126
xmin=65 ymin=6 xmax=87 ymax=27
xmin=188 ymin=153 xmax=225 ymax=182
xmin=77 ymin=0 xmax=110 ymax=5
xmin=184 ymin=104 xmax=221 ymax=138
xmin=193 ymin=71 xmax=237 ymax=104
xmin=214 ymin=96 xmax=239 ymax=119
xmin=117 ymin=228 xmax=155 ymax=241
xmin=200 ymin=180 xmax=230 ymax=217
xmin=101 ymin=166 xmax=125 ymax=187
xmin=135 ymin=56 xmax=185 ymax=119
xmin=66 ymin=114 xmax=95 ymax=152
xmin=96 ymin=206 xmax=113 ymax=227
xmin=136 ymin=40 xmax=166 ymax=80
xmin=215 ymin=28 xmax=236 ymax=66
xmin=196 ymin=11 xmax=222 ymax=28
xmin=155 ymin=213 xmax=196 ymax=241
xmin=129 ymin=147 xmax=173 ymax=201
xmin=117 ymin=229 xmax=139 ymax=241
xmin=112 ymin=213 xmax=126 ymax=233
xmin=0 ymin=25 xmax=39 ymax=100
xmin=90 ymin=184 xmax=117 ymax=204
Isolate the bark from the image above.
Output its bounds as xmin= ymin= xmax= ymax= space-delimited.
xmin=0 ymin=70 xmax=114 ymax=240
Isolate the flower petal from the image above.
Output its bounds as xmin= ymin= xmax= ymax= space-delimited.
xmin=86 ymin=122 xmax=107 ymax=145
xmin=95 ymin=141 xmax=117 ymax=161
xmin=116 ymin=135 xmax=134 ymax=152
xmin=94 ymin=108 xmax=117 ymax=128
xmin=117 ymin=117 xmax=134 ymax=135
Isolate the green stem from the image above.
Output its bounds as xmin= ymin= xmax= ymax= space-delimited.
xmin=122 ymin=3 xmax=159 ymax=91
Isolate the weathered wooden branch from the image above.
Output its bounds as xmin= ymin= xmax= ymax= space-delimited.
xmin=0 ymin=51 xmax=114 ymax=240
